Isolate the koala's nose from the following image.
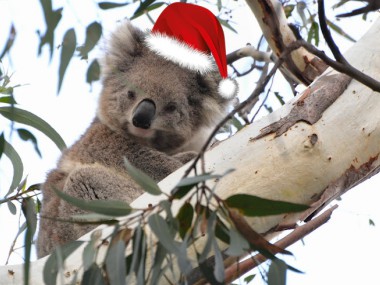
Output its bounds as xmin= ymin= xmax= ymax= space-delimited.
xmin=132 ymin=99 xmax=156 ymax=129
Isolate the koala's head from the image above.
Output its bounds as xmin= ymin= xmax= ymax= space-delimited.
xmin=98 ymin=20 xmax=237 ymax=154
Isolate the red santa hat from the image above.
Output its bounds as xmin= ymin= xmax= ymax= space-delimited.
xmin=145 ymin=2 xmax=237 ymax=99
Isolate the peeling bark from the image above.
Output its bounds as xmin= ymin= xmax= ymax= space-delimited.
xmin=245 ymin=0 xmax=328 ymax=84
xmin=253 ymin=73 xmax=352 ymax=139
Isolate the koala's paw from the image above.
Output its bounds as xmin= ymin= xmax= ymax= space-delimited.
xmin=172 ymin=151 xmax=198 ymax=164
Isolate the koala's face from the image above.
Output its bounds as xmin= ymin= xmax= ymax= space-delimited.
xmin=98 ymin=22 xmax=235 ymax=154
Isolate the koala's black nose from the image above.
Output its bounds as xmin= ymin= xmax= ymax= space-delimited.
xmin=132 ymin=99 xmax=156 ymax=129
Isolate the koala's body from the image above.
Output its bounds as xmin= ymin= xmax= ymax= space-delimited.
xmin=37 ymin=5 xmax=237 ymax=258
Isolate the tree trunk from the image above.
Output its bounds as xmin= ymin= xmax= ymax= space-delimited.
xmin=1 ymin=14 xmax=380 ymax=285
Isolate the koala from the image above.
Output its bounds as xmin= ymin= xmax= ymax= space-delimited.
xmin=36 ymin=20 xmax=237 ymax=258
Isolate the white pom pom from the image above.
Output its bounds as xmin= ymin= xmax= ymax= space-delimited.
xmin=218 ymin=78 xmax=237 ymax=99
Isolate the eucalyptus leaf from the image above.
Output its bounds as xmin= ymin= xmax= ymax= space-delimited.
xmin=98 ymin=1 xmax=130 ymax=9
xmin=150 ymin=244 xmax=167 ymax=285
xmin=0 ymin=24 xmax=16 ymax=60
xmin=268 ymin=259 xmax=287 ymax=285
xmin=3 ymin=139 xmax=23 ymax=195
xmin=54 ymin=188 xmax=133 ymax=216
xmin=81 ymin=264 xmax=106 ymax=285
xmin=79 ymin=22 xmax=102 ymax=59
xmin=0 ymin=95 xmax=17 ymax=104
xmin=106 ymin=240 xmax=127 ymax=285
xmin=43 ymin=241 xmax=84 ymax=285
xmin=0 ymin=106 xmax=66 ymax=151
xmin=86 ymin=59 xmax=100 ymax=87
xmin=124 ymin=158 xmax=161 ymax=195
xmin=17 ymin=128 xmax=42 ymax=157
xmin=22 ymin=198 xmax=36 ymax=285
xmin=213 ymin=238 xmax=225 ymax=282
xmin=7 ymin=201 xmax=17 ymax=215
xmin=58 ymin=28 xmax=76 ymax=93
xmin=225 ymin=193 xmax=309 ymax=217
xmin=176 ymin=202 xmax=193 ymax=239
xmin=225 ymin=228 xmax=249 ymax=257
xmin=148 ymin=214 xmax=180 ymax=254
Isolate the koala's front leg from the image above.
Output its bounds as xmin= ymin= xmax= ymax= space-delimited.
xmin=126 ymin=147 xmax=196 ymax=181
xmin=55 ymin=164 xmax=142 ymax=248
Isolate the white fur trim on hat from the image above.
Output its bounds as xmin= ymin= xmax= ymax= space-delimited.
xmin=145 ymin=33 xmax=214 ymax=74
xmin=218 ymin=78 xmax=237 ymax=99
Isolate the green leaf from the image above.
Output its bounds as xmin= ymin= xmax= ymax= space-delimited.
xmin=307 ymin=21 xmax=319 ymax=46
xmin=71 ymin=213 xmax=118 ymax=224
xmin=197 ymin=252 xmax=224 ymax=285
xmin=131 ymin=2 xmax=165 ymax=20
xmin=0 ymin=24 xmax=16 ymax=60
xmin=7 ymin=201 xmax=17 ymax=215
xmin=0 ymin=95 xmax=17 ymax=104
xmin=124 ymin=158 xmax=162 ymax=195
xmin=244 ymin=274 xmax=256 ymax=283
xmin=225 ymin=228 xmax=249 ymax=257
xmin=22 ymin=198 xmax=37 ymax=285
xmin=78 ymin=22 xmax=102 ymax=59
xmin=268 ymin=259 xmax=287 ymax=285
xmin=218 ymin=18 xmax=237 ymax=34
xmin=369 ymin=218 xmax=375 ymax=226
xmin=0 ymin=106 xmax=66 ymax=151
xmin=98 ymin=1 xmax=130 ymax=9
xmin=225 ymin=194 xmax=309 ymax=217
xmin=81 ymin=264 xmax=106 ymax=285
xmin=0 ymin=132 xmax=4 ymax=159
xmin=176 ymin=202 xmax=194 ymax=239
xmin=43 ymin=241 xmax=84 ymax=285
xmin=148 ymin=214 xmax=180 ymax=254
xmin=82 ymin=231 xmax=100 ymax=271
xmin=58 ymin=28 xmax=76 ymax=94
xmin=3 ymin=139 xmax=23 ymax=195
xmin=172 ymin=173 xmax=220 ymax=199
xmin=274 ymin=92 xmax=285 ymax=105
xmin=53 ymin=189 xmax=133 ymax=217
xmin=86 ymin=59 xmax=100 ymax=87
xmin=38 ymin=0 xmax=63 ymax=59
xmin=17 ymin=128 xmax=42 ymax=157
xmin=150 ymin=244 xmax=167 ymax=285
xmin=326 ymin=19 xmax=356 ymax=43
xmin=105 ymin=240 xmax=126 ymax=285
xmin=284 ymin=4 xmax=295 ymax=18
xmin=213 ymin=238 xmax=224 ymax=282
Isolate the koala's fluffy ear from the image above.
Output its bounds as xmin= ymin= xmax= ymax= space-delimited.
xmin=102 ymin=21 xmax=145 ymax=76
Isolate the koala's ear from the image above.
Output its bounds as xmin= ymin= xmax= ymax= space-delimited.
xmin=102 ymin=21 xmax=145 ymax=75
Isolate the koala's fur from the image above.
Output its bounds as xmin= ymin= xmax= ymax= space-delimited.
xmin=36 ymin=22 xmax=236 ymax=258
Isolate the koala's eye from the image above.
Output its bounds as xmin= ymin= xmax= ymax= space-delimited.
xmin=196 ymin=72 xmax=210 ymax=93
xmin=164 ymin=102 xmax=177 ymax=113
xmin=127 ymin=90 xmax=135 ymax=100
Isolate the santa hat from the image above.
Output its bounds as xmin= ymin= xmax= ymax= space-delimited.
xmin=145 ymin=2 xmax=237 ymax=99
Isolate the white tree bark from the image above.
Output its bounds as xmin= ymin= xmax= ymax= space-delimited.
xmin=2 ymin=15 xmax=380 ymax=285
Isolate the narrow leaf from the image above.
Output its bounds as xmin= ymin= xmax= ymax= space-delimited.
xmin=98 ymin=1 xmax=130 ymax=9
xmin=0 ymin=106 xmax=66 ymax=151
xmin=53 ymin=189 xmax=133 ymax=217
xmin=225 ymin=193 xmax=309 ymax=217
xmin=225 ymin=228 xmax=249 ymax=257
xmin=268 ymin=259 xmax=287 ymax=285
xmin=176 ymin=202 xmax=194 ymax=239
xmin=124 ymin=158 xmax=161 ymax=195
xmin=79 ymin=22 xmax=102 ymax=59
xmin=197 ymin=252 xmax=224 ymax=285
xmin=58 ymin=28 xmax=76 ymax=93
xmin=22 ymin=198 xmax=37 ymax=285
xmin=3 ymin=139 xmax=23 ymax=195
xmin=81 ymin=264 xmax=106 ymax=285
xmin=172 ymin=173 xmax=220 ymax=199
xmin=86 ymin=59 xmax=100 ymax=86
xmin=326 ymin=19 xmax=356 ymax=43
xmin=43 ymin=241 xmax=84 ymax=285
xmin=131 ymin=2 xmax=165 ymax=20
xmin=218 ymin=18 xmax=237 ymax=33
xmin=212 ymin=238 xmax=225 ymax=282
xmin=0 ymin=95 xmax=17 ymax=104
xmin=0 ymin=24 xmax=16 ymax=60
xmin=0 ymin=132 xmax=5 ymax=160
xmin=105 ymin=240 xmax=126 ymax=285
xmin=150 ymin=244 xmax=167 ymax=285
xmin=17 ymin=128 xmax=42 ymax=157
xmin=228 ymin=209 xmax=290 ymax=257
xmin=148 ymin=214 xmax=180 ymax=254
xmin=7 ymin=201 xmax=17 ymax=215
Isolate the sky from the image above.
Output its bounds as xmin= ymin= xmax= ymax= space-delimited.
xmin=0 ymin=0 xmax=380 ymax=284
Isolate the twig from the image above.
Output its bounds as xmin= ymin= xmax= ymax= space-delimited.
xmin=222 ymin=205 xmax=339 ymax=284
xmin=317 ymin=0 xmax=348 ymax=64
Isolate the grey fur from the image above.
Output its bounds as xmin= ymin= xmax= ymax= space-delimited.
xmin=36 ymin=21 xmax=236 ymax=258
